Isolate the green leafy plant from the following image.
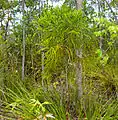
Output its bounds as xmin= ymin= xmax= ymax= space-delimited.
xmin=1 ymin=80 xmax=55 ymax=120
xmin=7 ymin=98 xmax=54 ymax=120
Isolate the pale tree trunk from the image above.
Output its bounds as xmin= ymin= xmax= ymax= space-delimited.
xmin=4 ymin=9 xmax=10 ymax=41
xmin=22 ymin=0 xmax=25 ymax=80
xmin=76 ymin=0 xmax=82 ymax=10
xmin=76 ymin=49 xmax=83 ymax=99
xmin=41 ymin=51 xmax=44 ymax=86
xmin=75 ymin=0 xmax=83 ymax=99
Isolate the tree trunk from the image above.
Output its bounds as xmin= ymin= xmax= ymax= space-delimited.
xmin=41 ymin=51 xmax=44 ymax=86
xmin=76 ymin=49 xmax=83 ymax=99
xmin=75 ymin=0 xmax=83 ymax=99
xmin=22 ymin=0 xmax=25 ymax=80
xmin=76 ymin=0 xmax=82 ymax=10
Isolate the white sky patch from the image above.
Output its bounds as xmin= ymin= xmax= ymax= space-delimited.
xmin=1 ymin=0 xmax=65 ymax=30
xmin=14 ymin=0 xmax=65 ymax=23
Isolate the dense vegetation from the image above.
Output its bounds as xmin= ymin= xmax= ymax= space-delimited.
xmin=0 ymin=0 xmax=118 ymax=120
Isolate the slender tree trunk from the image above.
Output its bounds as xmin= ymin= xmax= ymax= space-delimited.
xmin=76 ymin=49 xmax=83 ymax=99
xmin=76 ymin=0 xmax=82 ymax=10
xmin=22 ymin=0 xmax=25 ymax=80
xmin=41 ymin=51 xmax=44 ymax=86
xmin=75 ymin=0 xmax=83 ymax=99
xmin=4 ymin=10 xmax=10 ymax=41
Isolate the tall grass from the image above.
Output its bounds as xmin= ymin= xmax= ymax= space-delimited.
xmin=0 ymin=75 xmax=118 ymax=120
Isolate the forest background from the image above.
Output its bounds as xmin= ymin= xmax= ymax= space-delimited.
xmin=0 ymin=0 xmax=118 ymax=120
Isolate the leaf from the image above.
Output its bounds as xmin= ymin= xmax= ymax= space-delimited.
xmin=68 ymin=30 xmax=79 ymax=35
xmin=42 ymin=102 xmax=52 ymax=105
xmin=94 ymin=31 xmax=102 ymax=37
xmin=45 ymin=113 xmax=55 ymax=119
xmin=96 ymin=49 xmax=102 ymax=57
xmin=0 ymin=35 xmax=2 ymax=39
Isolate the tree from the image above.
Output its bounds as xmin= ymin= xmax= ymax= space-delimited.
xmin=22 ymin=0 xmax=25 ymax=80
xmin=75 ymin=0 xmax=83 ymax=99
xmin=76 ymin=0 xmax=82 ymax=9
xmin=33 ymin=5 xmax=94 ymax=102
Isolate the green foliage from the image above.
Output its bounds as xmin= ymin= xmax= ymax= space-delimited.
xmin=1 ymin=80 xmax=55 ymax=120
xmin=0 ymin=1 xmax=118 ymax=120
xmin=33 ymin=5 xmax=94 ymax=82
xmin=82 ymin=96 xmax=118 ymax=120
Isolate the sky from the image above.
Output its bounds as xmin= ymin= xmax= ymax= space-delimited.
xmin=3 ymin=0 xmax=118 ymax=27
xmin=15 ymin=0 xmax=65 ymax=22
